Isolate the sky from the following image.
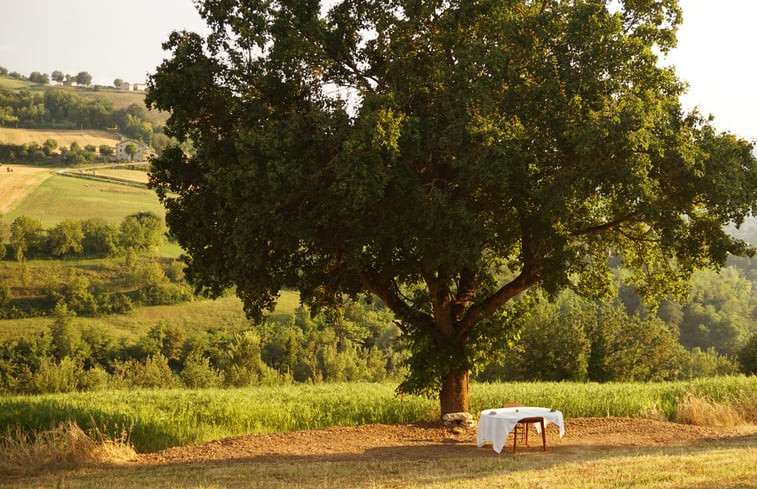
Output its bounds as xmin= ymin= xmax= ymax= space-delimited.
xmin=0 ymin=0 xmax=755 ymax=142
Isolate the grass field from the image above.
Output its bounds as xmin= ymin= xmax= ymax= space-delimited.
xmin=0 ymin=289 xmax=300 ymax=342
xmin=0 ymin=165 xmax=54 ymax=215
xmin=1 ymin=377 xmax=754 ymax=454
xmin=0 ymin=128 xmax=120 ymax=149
xmin=0 ymin=76 xmax=41 ymax=90
xmin=35 ymin=443 xmax=756 ymax=489
xmin=3 ymin=170 xmax=163 ymax=226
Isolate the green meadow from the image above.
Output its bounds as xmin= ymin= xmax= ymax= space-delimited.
xmin=4 ymin=172 xmax=164 ymax=226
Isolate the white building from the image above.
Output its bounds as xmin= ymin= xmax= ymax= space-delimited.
xmin=115 ymin=140 xmax=148 ymax=161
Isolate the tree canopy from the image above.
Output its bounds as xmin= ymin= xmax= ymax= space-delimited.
xmin=147 ymin=0 xmax=757 ymax=413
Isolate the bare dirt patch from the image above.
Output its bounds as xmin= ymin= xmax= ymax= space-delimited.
xmin=134 ymin=418 xmax=757 ymax=466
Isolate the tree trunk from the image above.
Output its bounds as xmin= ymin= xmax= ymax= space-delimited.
xmin=439 ymin=369 xmax=469 ymax=415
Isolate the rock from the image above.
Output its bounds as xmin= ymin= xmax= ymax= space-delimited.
xmin=442 ymin=412 xmax=476 ymax=430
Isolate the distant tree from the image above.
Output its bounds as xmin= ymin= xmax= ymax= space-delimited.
xmin=124 ymin=142 xmax=138 ymax=161
xmin=47 ymin=219 xmax=85 ymax=257
xmin=9 ymin=216 xmax=43 ymax=261
xmin=739 ymin=333 xmax=757 ymax=374
xmin=0 ymin=66 xmax=8 ymax=75
xmin=75 ymin=71 xmax=92 ymax=86
xmin=678 ymin=268 xmax=754 ymax=356
xmin=44 ymin=88 xmax=77 ymax=120
xmin=28 ymin=72 xmax=49 ymax=84
xmin=82 ymin=217 xmax=120 ymax=256
xmin=150 ymin=132 xmax=171 ymax=156
xmin=119 ymin=212 xmax=164 ymax=251
xmin=51 ymin=70 xmax=64 ymax=84
xmin=48 ymin=304 xmax=85 ymax=361
xmin=114 ymin=78 xmax=124 ymax=88
xmin=99 ymin=144 xmax=114 ymax=159
xmin=42 ymin=138 xmax=58 ymax=156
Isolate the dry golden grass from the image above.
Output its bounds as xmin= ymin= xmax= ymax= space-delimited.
xmin=0 ymin=164 xmax=54 ymax=214
xmin=675 ymin=392 xmax=745 ymax=427
xmin=0 ymin=128 xmax=120 ymax=148
xmin=0 ymin=421 xmax=136 ymax=477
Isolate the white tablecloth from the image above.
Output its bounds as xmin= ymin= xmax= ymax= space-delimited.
xmin=476 ymin=407 xmax=565 ymax=453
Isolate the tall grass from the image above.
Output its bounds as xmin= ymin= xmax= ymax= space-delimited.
xmin=0 ymin=384 xmax=438 ymax=452
xmin=0 ymin=420 xmax=135 ymax=476
xmin=470 ymin=376 xmax=757 ymax=421
xmin=1 ymin=377 xmax=754 ymax=454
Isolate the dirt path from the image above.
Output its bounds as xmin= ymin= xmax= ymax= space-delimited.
xmin=0 ymin=165 xmax=53 ymax=214
xmin=134 ymin=418 xmax=757 ymax=466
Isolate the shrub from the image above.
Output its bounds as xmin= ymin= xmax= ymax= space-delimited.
xmin=180 ymin=353 xmax=225 ymax=388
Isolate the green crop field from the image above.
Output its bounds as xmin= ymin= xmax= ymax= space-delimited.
xmin=3 ymin=171 xmax=164 ymax=226
xmin=0 ymin=377 xmax=754 ymax=453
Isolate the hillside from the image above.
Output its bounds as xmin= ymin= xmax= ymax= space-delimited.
xmin=0 ymin=128 xmax=120 ymax=148
xmin=0 ymin=164 xmax=163 ymax=226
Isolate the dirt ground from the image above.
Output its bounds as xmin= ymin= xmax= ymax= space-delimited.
xmin=134 ymin=418 xmax=757 ymax=466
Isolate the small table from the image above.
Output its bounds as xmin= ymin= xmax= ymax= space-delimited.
xmin=476 ymin=407 xmax=565 ymax=453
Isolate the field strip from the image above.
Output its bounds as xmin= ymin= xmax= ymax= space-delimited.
xmin=0 ymin=165 xmax=55 ymax=214
xmin=0 ymin=128 xmax=120 ymax=148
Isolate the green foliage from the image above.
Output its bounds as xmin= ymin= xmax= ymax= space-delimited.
xmin=147 ymin=0 xmax=757 ymax=412
xmin=9 ymin=216 xmax=42 ymax=261
xmin=739 ymin=333 xmax=757 ymax=374
xmin=47 ymin=219 xmax=85 ymax=257
xmin=119 ymin=212 xmax=164 ymax=252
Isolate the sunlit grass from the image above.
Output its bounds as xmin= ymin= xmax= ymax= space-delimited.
xmin=1 ymin=377 xmax=753 ymax=454
xmin=2 ymin=434 xmax=754 ymax=488
xmin=5 ymin=172 xmax=164 ymax=226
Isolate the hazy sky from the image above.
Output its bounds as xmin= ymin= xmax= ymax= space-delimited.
xmin=1 ymin=1 xmax=755 ymax=141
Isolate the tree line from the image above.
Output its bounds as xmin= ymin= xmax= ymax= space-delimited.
xmin=0 ymin=212 xmax=193 ymax=319
xmin=0 ymin=139 xmax=123 ymax=165
xmin=0 ymin=87 xmax=165 ymax=148
xmin=1 ymin=283 xmax=755 ymax=396
xmin=0 ymin=66 xmax=117 ymax=88
xmin=0 ymin=212 xmax=164 ymax=262
xmin=0 ymin=214 xmax=754 ymax=395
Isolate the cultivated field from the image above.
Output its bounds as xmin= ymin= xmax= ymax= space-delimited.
xmin=0 ymin=128 xmax=120 ymax=148
xmin=0 ymin=164 xmax=54 ymax=215
xmin=1 ymin=167 xmax=163 ymax=226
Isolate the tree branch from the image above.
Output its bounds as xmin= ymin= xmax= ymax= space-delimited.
xmin=359 ymin=269 xmax=435 ymax=333
xmin=459 ymin=265 xmax=538 ymax=333
xmin=571 ymin=211 xmax=641 ymax=237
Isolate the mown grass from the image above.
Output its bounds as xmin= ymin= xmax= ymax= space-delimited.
xmin=1 ymin=377 xmax=754 ymax=454
xmin=4 ymin=171 xmax=164 ymax=226
xmin=0 ymin=128 xmax=119 ymax=148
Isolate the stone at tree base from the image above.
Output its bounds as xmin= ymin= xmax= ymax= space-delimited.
xmin=442 ymin=412 xmax=476 ymax=430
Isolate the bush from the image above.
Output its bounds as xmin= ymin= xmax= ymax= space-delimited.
xmin=180 ymin=353 xmax=225 ymax=388
xmin=31 ymin=357 xmax=81 ymax=394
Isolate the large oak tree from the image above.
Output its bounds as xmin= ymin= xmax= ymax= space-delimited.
xmin=146 ymin=0 xmax=757 ymax=414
